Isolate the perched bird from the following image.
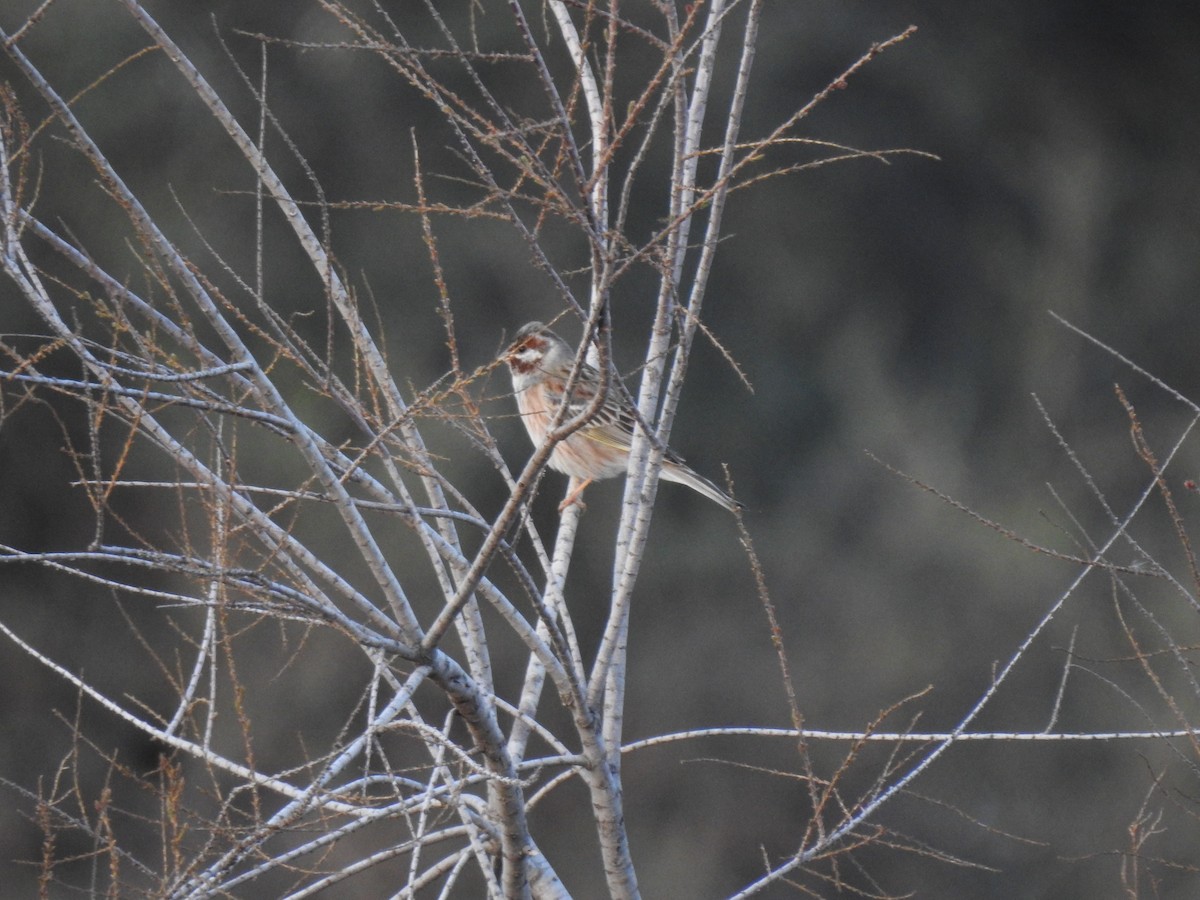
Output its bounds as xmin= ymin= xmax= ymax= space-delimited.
xmin=503 ymin=321 xmax=739 ymax=512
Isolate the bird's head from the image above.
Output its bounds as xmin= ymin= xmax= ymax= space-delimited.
xmin=504 ymin=322 xmax=570 ymax=377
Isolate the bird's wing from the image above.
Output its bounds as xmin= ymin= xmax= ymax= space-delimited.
xmin=559 ymin=381 xmax=686 ymax=468
xmin=546 ymin=372 xmax=686 ymax=464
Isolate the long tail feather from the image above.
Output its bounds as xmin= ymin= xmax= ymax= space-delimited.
xmin=660 ymin=462 xmax=741 ymax=513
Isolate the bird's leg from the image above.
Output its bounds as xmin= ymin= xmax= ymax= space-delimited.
xmin=558 ymin=477 xmax=592 ymax=513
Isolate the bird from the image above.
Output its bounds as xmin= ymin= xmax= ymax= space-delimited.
xmin=503 ymin=321 xmax=740 ymax=513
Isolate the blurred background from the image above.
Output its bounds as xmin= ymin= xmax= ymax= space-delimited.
xmin=2 ymin=0 xmax=1200 ymax=896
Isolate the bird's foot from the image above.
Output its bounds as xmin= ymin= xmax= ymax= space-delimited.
xmin=558 ymin=478 xmax=592 ymax=513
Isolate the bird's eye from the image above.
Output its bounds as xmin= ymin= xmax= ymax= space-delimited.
xmin=514 ymin=336 xmax=543 ymax=355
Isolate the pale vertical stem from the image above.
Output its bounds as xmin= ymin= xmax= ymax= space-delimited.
xmin=603 ymin=7 xmax=759 ymax=757
xmin=541 ymin=5 xmax=641 ymax=893
xmin=547 ymin=0 xmax=608 ymax=227
xmin=607 ymin=2 xmax=692 ymax=601
xmin=427 ymin=653 xmax=544 ymax=900
xmin=671 ymin=0 xmax=727 ymax=285
xmin=545 ymin=510 xmax=585 ymax=673
xmin=594 ymin=0 xmax=729 ymax=716
xmin=546 ymin=0 xmax=611 ymax=353
xmin=600 ymin=0 xmax=753 ymax=793
xmin=507 ymin=639 xmax=548 ymax=767
xmin=255 ymin=43 xmax=266 ymax=302
xmin=507 ymin=501 xmax=584 ymax=764
xmin=659 ymin=0 xmax=762 ymax=439
xmin=571 ymin=694 xmax=640 ymax=900
xmin=166 ymin=572 xmax=216 ymax=740
xmin=166 ymin=419 xmax=227 ymax=740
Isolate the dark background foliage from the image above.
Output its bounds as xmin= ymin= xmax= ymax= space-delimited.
xmin=2 ymin=1 xmax=1200 ymax=896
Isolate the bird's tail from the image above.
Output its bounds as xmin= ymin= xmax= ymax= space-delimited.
xmin=660 ymin=462 xmax=742 ymax=513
